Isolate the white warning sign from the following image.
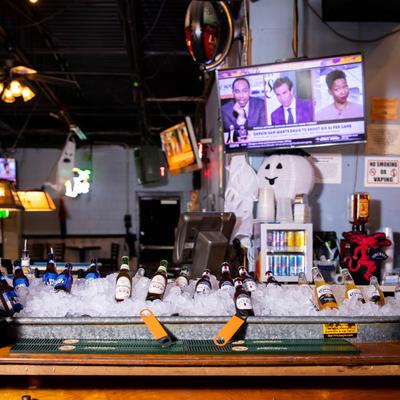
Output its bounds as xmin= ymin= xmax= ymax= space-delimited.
xmin=365 ymin=156 xmax=400 ymax=187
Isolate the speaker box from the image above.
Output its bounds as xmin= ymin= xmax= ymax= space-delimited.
xmin=322 ymin=0 xmax=400 ymax=22
xmin=134 ymin=146 xmax=162 ymax=184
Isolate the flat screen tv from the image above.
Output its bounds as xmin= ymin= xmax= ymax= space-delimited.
xmin=0 ymin=157 xmax=17 ymax=182
xmin=216 ymin=53 xmax=366 ymax=152
xmin=160 ymin=116 xmax=202 ymax=175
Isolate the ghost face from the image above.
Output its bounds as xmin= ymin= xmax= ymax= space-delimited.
xmin=257 ymin=154 xmax=315 ymax=200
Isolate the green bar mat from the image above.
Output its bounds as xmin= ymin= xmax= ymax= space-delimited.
xmin=11 ymin=338 xmax=359 ymax=355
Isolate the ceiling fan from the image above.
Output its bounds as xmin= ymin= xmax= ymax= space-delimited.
xmin=0 ymin=57 xmax=79 ymax=103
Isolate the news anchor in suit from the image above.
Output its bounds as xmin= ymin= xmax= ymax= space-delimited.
xmin=271 ymin=77 xmax=313 ymax=125
xmin=222 ymin=77 xmax=266 ymax=142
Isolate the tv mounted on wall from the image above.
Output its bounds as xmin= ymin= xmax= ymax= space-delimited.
xmin=0 ymin=157 xmax=17 ymax=183
xmin=160 ymin=116 xmax=202 ymax=175
xmin=216 ymin=53 xmax=366 ymax=152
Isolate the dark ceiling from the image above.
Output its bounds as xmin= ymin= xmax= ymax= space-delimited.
xmin=0 ymin=0 xmax=208 ymax=149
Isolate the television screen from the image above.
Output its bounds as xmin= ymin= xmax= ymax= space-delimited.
xmin=216 ymin=53 xmax=366 ymax=152
xmin=0 ymin=158 xmax=17 ymax=182
xmin=160 ymin=116 xmax=202 ymax=174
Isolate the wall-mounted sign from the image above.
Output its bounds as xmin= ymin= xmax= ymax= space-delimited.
xmin=365 ymin=156 xmax=400 ymax=187
xmin=65 ymin=167 xmax=91 ymax=198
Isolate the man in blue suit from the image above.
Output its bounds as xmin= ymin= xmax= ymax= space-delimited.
xmin=271 ymin=77 xmax=313 ymax=125
xmin=222 ymin=77 xmax=266 ymax=142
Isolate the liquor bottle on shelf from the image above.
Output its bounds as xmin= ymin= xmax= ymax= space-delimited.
xmin=0 ymin=272 xmax=23 ymax=315
xmin=21 ymin=239 xmax=31 ymax=277
xmin=175 ymin=265 xmax=190 ymax=289
xmin=43 ymin=248 xmax=58 ymax=285
xmin=115 ymin=256 xmax=132 ymax=302
xmin=265 ymin=270 xmax=281 ymax=287
xmin=341 ymin=268 xmax=365 ymax=303
xmin=234 ymin=278 xmax=254 ymax=318
xmin=348 ymin=192 xmax=370 ymax=233
xmin=238 ymin=266 xmax=256 ymax=293
xmin=54 ymin=263 xmax=74 ymax=293
xmin=194 ymin=269 xmax=212 ymax=296
xmin=219 ymin=262 xmax=234 ymax=290
xmin=13 ymin=260 xmax=29 ymax=289
xmin=85 ymin=258 xmax=100 ymax=281
xmin=368 ymin=276 xmax=385 ymax=306
xmin=146 ymin=260 xmax=168 ymax=301
xmin=311 ymin=266 xmax=338 ymax=310
xmin=298 ymin=271 xmax=319 ymax=311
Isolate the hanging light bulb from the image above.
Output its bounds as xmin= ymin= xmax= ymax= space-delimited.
xmin=21 ymin=85 xmax=36 ymax=102
xmin=10 ymin=80 xmax=22 ymax=97
xmin=28 ymin=0 xmax=39 ymax=4
xmin=2 ymin=87 xmax=15 ymax=103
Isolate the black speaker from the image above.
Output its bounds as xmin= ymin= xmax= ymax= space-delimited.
xmin=134 ymin=146 xmax=162 ymax=184
xmin=322 ymin=0 xmax=400 ymax=22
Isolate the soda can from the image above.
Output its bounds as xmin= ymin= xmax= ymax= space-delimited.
xmin=267 ymin=231 xmax=273 ymax=247
xmin=287 ymin=231 xmax=295 ymax=249
xmin=296 ymin=255 xmax=304 ymax=274
xmin=273 ymin=255 xmax=281 ymax=276
xmin=278 ymin=231 xmax=286 ymax=249
xmin=271 ymin=231 xmax=278 ymax=248
xmin=294 ymin=230 xmax=305 ymax=249
xmin=289 ymin=255 xmax=297 ymax=276
xmin=266 ymin=255 xmax=274 ymax=278
xmin=281 ymin=255 xmax=289 ymax=276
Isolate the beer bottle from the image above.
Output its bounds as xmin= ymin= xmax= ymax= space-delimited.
xmin=85 ymin=258 xmax=100 ymax=281
xmin=312 ymin=266 xmax=338 ymax=310
xmin=219 ymin=262 xmax=234 ymax=290
xmin=175 ymin=265 xmax=190 ymax=289
xmin=298 ymin=271 xmax=319 ymax=311
xmin=43 ymin=249 xmax=58 ymax=285
xmin=341 ymin=268 xmax=365 ymax=303
xmin=115 ymin=256 xmax=132 ymax=302
xmin=265 ymin=270 xmax=281 ymax=287
xmin=194 ymin=269 xmax=212 ymax=296
xmin=21 ymin=239 xmax=31 ymax=276
xmin=54 ymin=263 xmax=74 ymax=293
xmin=146 ymin=260 xmax=168 ymax=301
xmin=0 ymin=272 xmax=23 ymax=315
xmin=369 ymin=276 xmax=385 ymax=306
xmin=234 ymin=278 xmax=254 ymax=318
xmin=238 ymin=266 xmax=256 ymax=293
xmin=13 ymin=260 xmax=29 ymax=289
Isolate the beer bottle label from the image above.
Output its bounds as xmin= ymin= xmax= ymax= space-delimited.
xmin=43 ymin=272 xmax=58 ymax=286
xmin=236 ymin=293 xmax=253 ymax=310
xmin=196 ymin=282 xmax=211 ymax=294
xmin=220 ymin=280 xmax=234 ymax=290
xmin=176 ymin=275 xmax=188 ymax=288
xmin=347 ymin=288 xmax=363 ymax=300
xmin=54 ymin=275 xmax=73 ymax=291
xmin=148 ymin=275 xmax=166 ymax=295
xmin=369 ymin=288 xmax=381 ymax=303
xmin=244 ymin=279 xmax=256 ymax=292
xmin=14 ymin=277 xmax=29 ymax=288
xmin=316 ymin=284 xmax=337 ymax=305
xmin=115 ymin=276 xmax=131 ymax=300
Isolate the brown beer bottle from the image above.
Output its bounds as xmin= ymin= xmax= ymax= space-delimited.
xmin=146 ymin=260 xmax=168 ymax=301
xmin=115 ymin=256 xmax=132 ymax=302
xmin=265 ymin=270 xmax=281 ymax=287
xmin=234 ymin=278 xmax=254 ymax=318
xmin=219 ymin=262 xmax=234 ymax=290
xmin=194 ymin=269 xmax=212 ymax=295
xmin=238 ymin=266 xmax=256 ymax=293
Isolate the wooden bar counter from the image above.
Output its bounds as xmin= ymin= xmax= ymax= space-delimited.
xmin=1 ymin=342 xmax=400 ymax=399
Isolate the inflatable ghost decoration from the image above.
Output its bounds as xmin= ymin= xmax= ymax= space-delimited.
xmin=257 ymin=153 xmax=315 ymax=222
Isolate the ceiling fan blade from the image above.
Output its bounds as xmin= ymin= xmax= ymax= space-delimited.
xmin=25 ymin=73 xmax=79 ymax=88
xmin=11 ymin=65 xmax=38 ymax=75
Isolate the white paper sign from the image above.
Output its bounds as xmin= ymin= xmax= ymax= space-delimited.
xmin=365 ymin=156 xmax=400 ymax=187
xmin=311 ymin=153 xmax=342 ymax=184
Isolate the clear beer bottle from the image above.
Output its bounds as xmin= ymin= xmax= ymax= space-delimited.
xmin=21 ymin=239 xmax=31 ymax=276
xmin=342 ymin=268 xmax=365 ymax=303
xmin=146 ymin=260 xmax=168 ymax=301
xmin=369 ymin=276 xmax=385 ymax=306
xmin=312 ymin=266 xmax=338 ymax=310
xmin=115 ymin=256 xmax=132 ymax=302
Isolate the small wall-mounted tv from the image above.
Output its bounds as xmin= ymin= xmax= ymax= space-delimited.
xmin=216 ymin=53 xmax=366 ymax=152
xmin=0 ymin=157 xmax=17 ymax=182
xmin=160 ymin=116 xmax=202 ymax=175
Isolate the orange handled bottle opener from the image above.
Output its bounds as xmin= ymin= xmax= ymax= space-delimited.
xmin=213 ymin=315 xmax=246 ymax=347
xmin=140 ymin=308 xmax=176 ymax=348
